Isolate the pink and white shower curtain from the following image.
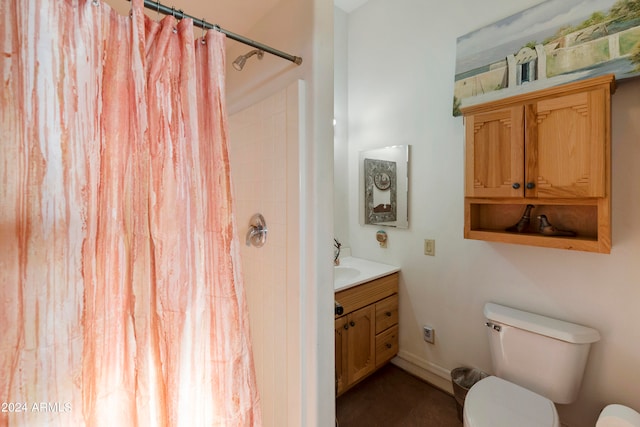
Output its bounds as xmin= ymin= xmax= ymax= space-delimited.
xmin=0 ymin=0 xmax=261 ymax=425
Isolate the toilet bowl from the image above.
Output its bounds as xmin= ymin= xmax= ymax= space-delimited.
xmin=596 ymin=404 xmax=640 ymax=427
xmin=464 ymin=385 xmax=640 ymax=427
xmin=464 ymin=376 xmax=559 ymax=427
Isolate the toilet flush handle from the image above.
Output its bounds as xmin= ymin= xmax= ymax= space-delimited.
xmin=485 ymin=321 xmax=502 ymax=332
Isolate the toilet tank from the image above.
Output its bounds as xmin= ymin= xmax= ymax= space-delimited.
xmin=484 ymin=302 xmax=600 ymax=404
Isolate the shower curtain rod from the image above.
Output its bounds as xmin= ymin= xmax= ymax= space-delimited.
xmin=130 ymin=0 xmax=303 ymax=66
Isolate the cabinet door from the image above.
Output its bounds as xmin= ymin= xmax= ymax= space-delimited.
xmin=465 ymin=106 xmax=524 ymax=198
xmin=335 ymin=316 xmax=348 ymax=396
xmin=346 ymin=305 xmax=376 ymax=386
xmin=528 ymin=89 xmax=606 ymax=198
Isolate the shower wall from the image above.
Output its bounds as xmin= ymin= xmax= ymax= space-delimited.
xmin=229 ymin=81 xmax=303 ymax=427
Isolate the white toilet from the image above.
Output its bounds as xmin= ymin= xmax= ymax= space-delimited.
xmin=464 ymin=302 xmax=601 ymax=427
xmin=597 ymin=404 xmax=640 ymax=427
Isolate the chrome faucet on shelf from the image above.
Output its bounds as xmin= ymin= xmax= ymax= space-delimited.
xmin=334 ymin=238 xmax=342 ymax=266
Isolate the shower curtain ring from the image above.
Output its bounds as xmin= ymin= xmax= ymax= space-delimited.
xmin=201 ymin=19 xmax=207 ymax=44
xmin=156 ymin=1 xmax=160 ymax=17
xmin=170 ymin=6 xmax=178 ymax=33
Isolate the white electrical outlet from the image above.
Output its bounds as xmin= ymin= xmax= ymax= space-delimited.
xmin=423 ymin=326 xmax=435 ymax=344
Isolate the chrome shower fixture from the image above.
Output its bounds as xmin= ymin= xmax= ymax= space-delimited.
xmin=232 ymin=49 xmax=264 ymax=71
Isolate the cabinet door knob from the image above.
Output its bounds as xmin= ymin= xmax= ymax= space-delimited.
xmin=344 ymin=324 xmax=349 ymax=330
xmin=526 ymin=182 xmax=536 ymax=189
xmin=512 ymin=183 xmax=521 ymax=189
xmin=385 ymin=343 xmax=392 ymax=349
xmin=349 ymin=321 xmax=355 ymax=327
xmin=385 ymin=311 xmax=392 ymax=317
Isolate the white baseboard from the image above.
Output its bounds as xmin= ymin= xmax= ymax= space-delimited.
xmin=391 ymin=350 xmax=454 ymax=395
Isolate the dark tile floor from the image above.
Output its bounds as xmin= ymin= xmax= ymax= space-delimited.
xmin=336 ymin=364 xmax=463 ymax=427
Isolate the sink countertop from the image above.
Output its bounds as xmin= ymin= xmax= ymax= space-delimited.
xmin=334 ymin=257 xmax=400 ymax=292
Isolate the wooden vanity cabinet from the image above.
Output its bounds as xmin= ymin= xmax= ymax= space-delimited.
xmin=335 ymin=273 xmax=398 ymax=396
xmin=461 ymin=74 xmax=615 ymax=253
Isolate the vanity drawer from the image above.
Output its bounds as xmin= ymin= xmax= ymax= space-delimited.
xmin=375 ymin=294 xmax=398 ymax=334
xmin=375 ymin=324 xmax=398 ymax=367
xmin=335 ymin=272 xmax=399 ymax=317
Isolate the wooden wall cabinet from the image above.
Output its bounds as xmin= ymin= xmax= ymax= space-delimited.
xmin=335 ymin=273 xmax=399 ymax=396
xmin=461 ymin=74 xmax=615 ymax=253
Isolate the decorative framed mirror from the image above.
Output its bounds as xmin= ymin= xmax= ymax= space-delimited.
xmin=359 ymin=145 xmax=410 ymax=229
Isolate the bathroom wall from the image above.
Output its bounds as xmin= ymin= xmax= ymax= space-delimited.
xmin=337 ymin=1 xmax=640 ymax=426
xmin=334 ymin=8 xmax=350 ymax=248
xmin=225 ymin=0 xmax=335 ymax=426
xmin=229 ymin=81 xmax=303 ymax=427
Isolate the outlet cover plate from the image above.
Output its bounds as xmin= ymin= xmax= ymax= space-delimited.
xmin=424 ymin=239 xmax=435 ymax=256
xmin=423 ymin=326 xmax=434 ymax=344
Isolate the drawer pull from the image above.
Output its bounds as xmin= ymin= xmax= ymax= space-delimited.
xmin=385 ymin=311 xmax=392 ymax=317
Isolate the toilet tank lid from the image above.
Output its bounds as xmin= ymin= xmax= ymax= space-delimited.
xmin=484 ymin=303 xmax=601 ymax=344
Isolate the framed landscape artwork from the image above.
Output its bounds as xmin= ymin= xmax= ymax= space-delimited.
xmin=453 ymin=0 xmax=640 ymax=116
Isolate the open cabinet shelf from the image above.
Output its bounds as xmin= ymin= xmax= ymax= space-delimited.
xmin=464 ymin=198 xmax=611 ymax=253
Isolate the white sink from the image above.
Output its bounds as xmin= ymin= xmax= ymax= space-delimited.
xmin=334 ymin=257 xmax=400 ymax=292
xmin=334 ymin=266 xmax=360 ymax=282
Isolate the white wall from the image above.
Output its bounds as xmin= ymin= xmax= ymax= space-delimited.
xmin=334 ymin=7 xmax=350 ymax=247
xmin=229 ymin=81 xmax=303 ymax=427
xmin=225 ymin=0 xmax=334 ymax=426
xmin=337 ymin=1 xmax=640 ymax=426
